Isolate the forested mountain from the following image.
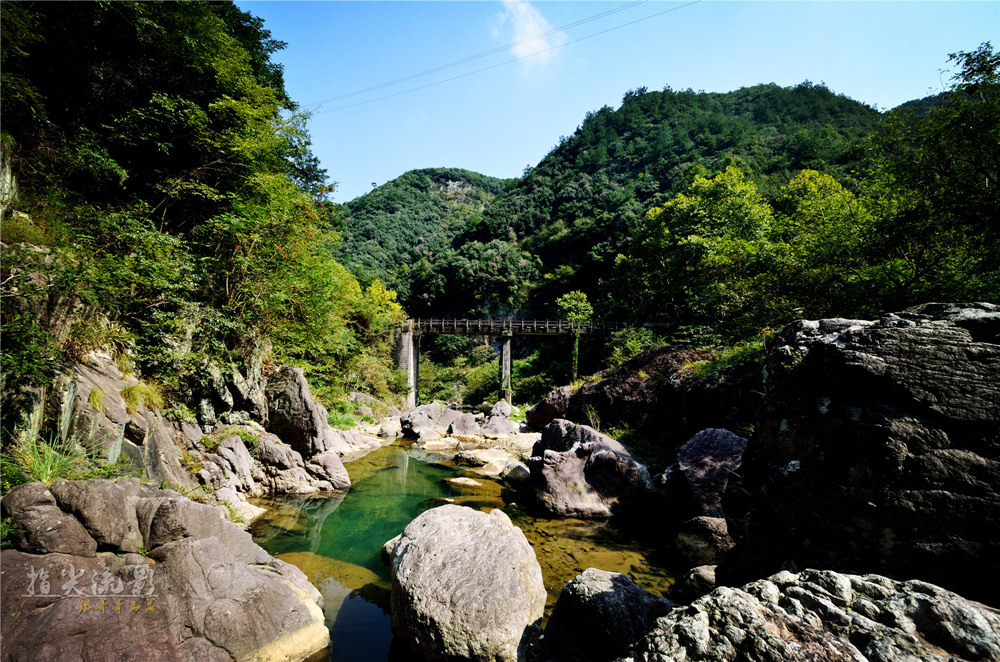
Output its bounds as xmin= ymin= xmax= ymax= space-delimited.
xmin=334 ymin=168 xmax=512 ymax=309
xmin=369 ymin=83 xmax=881 ymax=320
xmin=478 ymin=83 xmax=881 ymax=317
xmin=1 ymin=1 xmax=405 ymax=430
xmin=343 ymin=55 xmax=998 ymax=340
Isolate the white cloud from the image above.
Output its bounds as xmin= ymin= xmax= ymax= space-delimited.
xmin=496 ymin=0 xmax=568 ymax=68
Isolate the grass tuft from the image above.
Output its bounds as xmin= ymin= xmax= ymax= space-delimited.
xmin=120 ymin=381 xmax=165 ymax=413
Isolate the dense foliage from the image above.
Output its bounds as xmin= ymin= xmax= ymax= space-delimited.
xmin=341 ymin=48 xmax=997 ymax=344
xmin=1 ymin=1 xmax=405 ymax=436
xmin=334 ymin=48 xmax=997 ymax=403
xmin=334 ymin=168 xmax=514 ymax=313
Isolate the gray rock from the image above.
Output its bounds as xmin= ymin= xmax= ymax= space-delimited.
xmin=454 ymin=448 xmax=509 ymax=468
xmin=264 ymin=467 xmax=322 ymax=495
xmin=378 ymin=416 xmax=402 ymax=438
xmin=48 ymin=478 xmax=144 ymax=553
xmin=499 ymin=461 xmax=531 ymax=486
xmin=448 ymin=413 xmax=481 ymax=437
xmin=149 ymin=537 xmax=328 ymax=661
xmin=321 ymin=426 xmax=377 ymax=456
xmin=725 ymin=303 xmax=1000 ymax=604
xmin=0 ymin=482 xmax=97 ymax=557
xmin=141 ymin=416 xmax=198 ymax=491
xmin=227 ymin=360 xmax=268 ymax=423
xmin=617 ymin=569 xmax=1000 ymax=662
xmin=256 ymin=433 xmax=303 ymax=470
xmin=134 ymin=495 xmax=270 ymax=565
xmin=672 ymin=564 xmax=718 ymax=602
xmin=481 ymin=415 xmax=520 ymax=438
xmin=527 ymin=420 xmax=651 ymax=518
xmin=490 ymin=400 xmax=514 ymax=419
xmin=674 ymin=428 xmax=747 ymax=517
xmin=526 ymin=386 xmax=572 ymax=429
xmin=304 ymin=451 xmax=351 ymax=490
xmin=215 ymin=435 xmax=257 ymax=494
xmin=384 ymin=505 xmax=546 ymax=662
xmin=543 ymin=568 xmax=672 ymax=662
xmin=0 ymin=536 xmax=328 ymax=662
xmin=400 ymin=402 xmax=446 ymax=440
xmin=265 ymin=366 xmax=329 ymax=457
xmin=674 ymin=516 xmax=734 ymax=566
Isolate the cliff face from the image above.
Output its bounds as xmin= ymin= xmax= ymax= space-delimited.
xmin=723 ymin=303 xmax=1000 ymax=605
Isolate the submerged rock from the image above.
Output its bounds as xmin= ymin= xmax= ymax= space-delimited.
xmin=383 ymin=504 xmax=546 ymax=662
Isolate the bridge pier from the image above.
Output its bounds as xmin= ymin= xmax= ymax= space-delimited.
xmin=499 ymin=333 xmax=512 ymax=403
xmin=394 ymin=321 xmax=419 ymax=409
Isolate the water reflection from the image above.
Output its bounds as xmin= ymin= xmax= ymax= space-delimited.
xmin=251 ymin=442 xmax=675 ymax=662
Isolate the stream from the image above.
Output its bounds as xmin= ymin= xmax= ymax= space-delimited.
xmin=250 ymin=441 xmax=676 ymax=661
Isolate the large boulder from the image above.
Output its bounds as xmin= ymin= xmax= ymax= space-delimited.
xmin=400 ymin=403 xmax=464 ymax=441
xmin=47 ymin=478 xmax=145 ymax=553
xmin=542 ymin=568 xmax=671 ymax=662
xmin=0 ymin=479 xmax=328 ymax=662
xmin=480 ymin=415 xmax=520 ymax=438
xmin=526 ymin=420 xmax=651 ymax=518
xmin=490 ymin=400 xmax=514 ymax=419
xmin=650 ymin=428 xmax=749 ymax=524
xmin=526 ymin=386 xmax=572 ymax=429
xmin=304 ymin=451 xmax=351 ymax=490
xmin=1 ymin=482 xmax=97 ymax=557
xmin=725 ymin=303 xmax=1000 ymax=605
xmin=265 ymin=366 xmax=330 ymax=457
xmin=383 ymin=505 xmax=546 ymax=662
xmin=448 ymin=413 xmax=481 ymax=437
xmin=616 ymin=569 xmax=1000 ymax=662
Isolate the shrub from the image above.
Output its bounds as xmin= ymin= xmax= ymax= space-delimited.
xmin=219 ymin=499 xmax=247 ymax=526
xmin=1 ymin=517 xmax=25 ymax=549
xmin=0 ymin=212 xmax=55 ymax=246
xmin=679 ymin=339 xmax=767 ymax=379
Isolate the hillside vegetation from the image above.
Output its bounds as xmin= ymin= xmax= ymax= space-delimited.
xmin=334 ymin=168 xmax=513 ymax=312
xmin=0 ymin=1 xmax=405 ymax=441
xmin=341 ymin=47 xmax=998 ymax=342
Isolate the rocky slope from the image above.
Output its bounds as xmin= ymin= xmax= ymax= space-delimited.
xmin=1 ymin=478 xmax=328 ymax=662
xmin=723 ymin=303 xmax=1000 ymax=605
xmin=610 ymin=568 xmax=1000 ymax=662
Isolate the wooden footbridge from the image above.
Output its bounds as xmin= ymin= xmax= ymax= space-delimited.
xmin=394 ymin=318 xmax=641 ymax=407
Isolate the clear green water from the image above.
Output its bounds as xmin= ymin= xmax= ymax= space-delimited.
xmin=250 ymin=441 xmax=674 ymax=662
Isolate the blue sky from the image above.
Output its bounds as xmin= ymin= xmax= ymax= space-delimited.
xmin=235 ymin=1 xmax=999 ymax=202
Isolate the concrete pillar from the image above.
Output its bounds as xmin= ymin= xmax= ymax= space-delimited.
xmin=499 ymin=333 xmax=512 ymax=403
xmin=394 ymin=321 xmax=419 ymax=409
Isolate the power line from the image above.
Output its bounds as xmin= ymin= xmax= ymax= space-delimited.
xmin=303 ymin=1 xmax=650 ymax=108
xmin=313 ymin=1 xmax=702 ymax=115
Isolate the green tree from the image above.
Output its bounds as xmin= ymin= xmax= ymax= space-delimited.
xmin=617 ymin=166 xmax=778 ymax=334
xmin=868 ymin=42 xmax=1000 ymax=304
xmin=556 ymin=290 xmax=593 ymax=380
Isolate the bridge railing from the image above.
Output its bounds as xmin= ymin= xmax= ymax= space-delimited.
xmin=408 ymin=318 xmax=631 ymax=335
